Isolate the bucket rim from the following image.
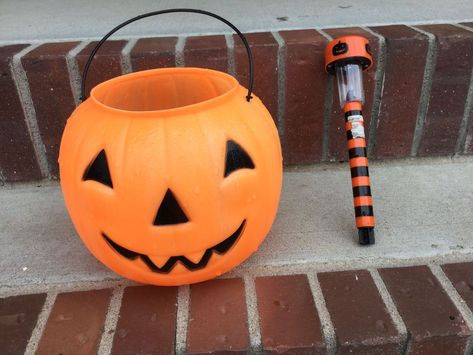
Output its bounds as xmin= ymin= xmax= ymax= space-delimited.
xmin=88 ymin=67 xmax=243 ymax=117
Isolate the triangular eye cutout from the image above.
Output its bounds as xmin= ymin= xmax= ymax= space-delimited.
xmin=83 ymin=149 xmax=113 ymax=188
xmin=224 ymin=140 xmax=255 ymax=177
xmin=154 ymin=189 xmax=189 ymax=226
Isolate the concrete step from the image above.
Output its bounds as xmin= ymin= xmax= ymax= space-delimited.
xmin=1 ymin=156 xmax=472 ymax=293
xmin=2 ymin=0 xmax=473 ymax=43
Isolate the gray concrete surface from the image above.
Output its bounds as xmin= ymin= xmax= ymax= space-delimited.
xmin=1 ymin=0 xmax=473 ymax=44
xmin=1 ymin=156 xmax=472 ymax=293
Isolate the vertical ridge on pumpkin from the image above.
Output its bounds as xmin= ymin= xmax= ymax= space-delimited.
xmin=241 ymin=98 xmax=283 ymax=228
xmin=117 ymin=117 xmax=133 ymax=193
xmin=192 ymin=110 xmax=226 ymax=242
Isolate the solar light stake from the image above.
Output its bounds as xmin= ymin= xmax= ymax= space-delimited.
xmin=325 ymin=36 xmax=375 ymax=245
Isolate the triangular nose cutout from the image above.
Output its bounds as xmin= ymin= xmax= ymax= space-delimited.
xmin=154 ymin=189 xmax=189 ymax=226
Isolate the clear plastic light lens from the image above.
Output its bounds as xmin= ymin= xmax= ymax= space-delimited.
xmin=335 ymin=64 xmax=364 ymax=108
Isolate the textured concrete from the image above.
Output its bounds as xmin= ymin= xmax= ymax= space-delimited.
xmin=1 ymin=0 xmax=473 ymax=44
xmin=1 ymin=157 xmax=473 ymax=292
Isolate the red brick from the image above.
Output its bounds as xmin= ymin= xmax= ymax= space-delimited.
xmin=76 ymin=40 xmax=126 ymax=99
xmin=417 ymin=25 xmax=473 ymax=156
xmin=22 ymin=42 xmax=79 ymax=178
xmin=0 ymin=45 xmax=42 ymax=181
xmin=442 ymin=262 xmax=473 ymax=312
xmin=0 ymin=293 xmax=46 ymax=355
xmin=184 ymin=35 xmax=228 ymax=72
xmin=130 ymin=37 xmax=177 ymax=72
xmin=36 ymin=289 xmax=112 ymax=355
xmin=318 ymin=270 xmax=400 ymax=354
xmin=379 ymin=266 xmax=470 ymax=354
xmin=369 ymin=25 xmax=429 ymax=159
xmin=111 ymin=286 xmax=178 ymax=355
xmin=234 ymin=32 xmax=279 ymax=122
xmin=324 ymin=28 xmax=379 ymax=161
xmin=255 ymin=275 xmax=325 ymax=354
xmin=187 ymin=278 xmax=248 ymax=354
xmin=280 ymin=30 xmax=328 ymax=164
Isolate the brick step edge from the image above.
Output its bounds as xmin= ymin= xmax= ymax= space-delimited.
xmin=1 ymin=23 xmax=473 ymax=182
xmin=2 ymin=262 xmax=473 ymax=354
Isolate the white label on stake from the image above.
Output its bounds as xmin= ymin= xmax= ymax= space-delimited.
xmin=348 ymin=115 xmax=365 ymax=139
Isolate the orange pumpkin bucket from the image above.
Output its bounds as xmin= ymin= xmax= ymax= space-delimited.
xmin=58 ymin=9 xmax=282 ymax=286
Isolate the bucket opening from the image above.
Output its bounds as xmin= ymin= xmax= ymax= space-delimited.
xmin=91 ymin=68 xmax=238 ymax=112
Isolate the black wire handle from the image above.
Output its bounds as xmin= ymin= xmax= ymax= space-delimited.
xmin=80 ymin=8 xmax=254 ymax=102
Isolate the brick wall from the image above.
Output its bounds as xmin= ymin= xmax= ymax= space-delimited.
xmin=2 ymin=262 xmax=473 ymax=354
xmin=1 ymin=23 xmax=473 ymax=182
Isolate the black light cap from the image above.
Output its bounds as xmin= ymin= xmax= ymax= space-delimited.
xmin=358 ymin=227 xmax=375 ymax=245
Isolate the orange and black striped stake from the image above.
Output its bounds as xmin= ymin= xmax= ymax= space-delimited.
xmin=325 ymin=35 xmax=375 ymax=245
xmin=344 ymin=101 xmax=375 ymax=244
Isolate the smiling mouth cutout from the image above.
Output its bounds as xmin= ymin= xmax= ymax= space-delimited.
xmin=102 ymin=220 xmax=246 ymax=273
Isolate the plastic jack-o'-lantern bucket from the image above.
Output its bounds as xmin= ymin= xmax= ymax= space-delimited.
xmin=59 ymin=9 xmax=283 ymax=286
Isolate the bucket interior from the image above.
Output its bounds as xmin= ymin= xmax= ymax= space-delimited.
xmin=91 ymin=69 xmax=237 ymax=112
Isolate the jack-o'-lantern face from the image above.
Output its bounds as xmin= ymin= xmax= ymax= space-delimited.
xmin=59 ymin=68 xmax=282 ymax=286
xmin=86 ymin=141 xmax=253 ymax=273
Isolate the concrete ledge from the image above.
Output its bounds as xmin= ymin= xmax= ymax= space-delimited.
xmin=1 ymin=156 xmax=472 ymax=293
xmin=2 ymin=0 xmax=473 ymax=43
